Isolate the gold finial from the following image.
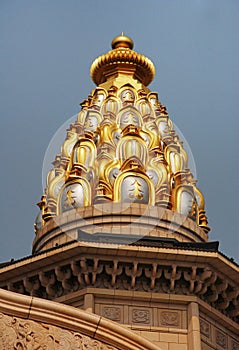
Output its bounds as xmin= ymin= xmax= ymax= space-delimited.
xmin=111 ymin=33 xmax=134 ymax=49
xmin=90 ymin=34 xmax=155 ymax=86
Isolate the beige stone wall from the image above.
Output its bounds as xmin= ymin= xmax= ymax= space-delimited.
xmin=134 ymin=329 xmax=188 ymax=350
xmin=95 ymin=300 xmax=187 ymax=328
xmin=95 ymin=296 xmax=188 ymax=350
xmin=64 ymin=290 xmax=239 ymax=350
xmin=70 ymin=290 xmax=194 ymax=349
xmin=0 ymin=284 xmax=239 ymax=350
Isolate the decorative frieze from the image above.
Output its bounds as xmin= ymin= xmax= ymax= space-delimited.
xmin=0 ymin=312 xmax=118 ymax=350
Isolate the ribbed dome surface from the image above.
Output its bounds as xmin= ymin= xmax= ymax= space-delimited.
xmin=90 ymin=33 xmax=155 ymax=86
xmin=34 ymin=36 xmax=209 ymax=243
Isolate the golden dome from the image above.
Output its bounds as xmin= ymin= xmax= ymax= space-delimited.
xmin=35 ymin=36 xmax=210 ymax=248
xmin=90 ymin=34 xmax=155 ymax=86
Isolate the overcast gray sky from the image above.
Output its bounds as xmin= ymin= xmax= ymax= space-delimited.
xmin=0 ymin=0 xmax=238 ymax=262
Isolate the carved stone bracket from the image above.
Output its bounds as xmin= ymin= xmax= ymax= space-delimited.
xmin=2 ymin=255 xmax=239 ymax=323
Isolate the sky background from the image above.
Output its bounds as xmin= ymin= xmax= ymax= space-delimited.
xmin=0 ymin=0 xmax=238 ymax=262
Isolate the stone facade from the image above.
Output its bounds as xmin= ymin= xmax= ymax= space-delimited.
xmin=0 ymin=238 xmax=238 ymax=349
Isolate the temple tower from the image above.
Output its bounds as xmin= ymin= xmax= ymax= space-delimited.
xmin=0 ymin=35 xmax=238 ymax=350
xmin=33 ymin=33 xmax=209 ymax=252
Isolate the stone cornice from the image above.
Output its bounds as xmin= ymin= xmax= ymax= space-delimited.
xmin=0 ymin=241 xmax=238 ymax=280
xmin=0 ymin=242 xmax=238 ymax=323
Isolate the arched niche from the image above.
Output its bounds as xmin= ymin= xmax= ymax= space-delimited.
xmin=116 ymin=135 xmax=148 ymax=166
xmin=164 ymin=144 xmax=184 ymax=173
xmin=194 ymin=186 xmax=205 ymax=211
xmin=175 ymin=185 xmax=198 ymax=221
xmin=114 ymin=171 xmax=155 ymax=205
xmin=118 ymin=85 xmax=136 ymax=105
xmin=156 ymin=116 xmax=173 ymax=138
xmin=61 ymin=128 xmax=78 ymax=159
xmin=58 ymin=179 xmax=91 ymax=214
xmin=47 ymin=168 xmax=65 ymax=200
xmin=148 ymin=92 xmax=161 ymax=115
xmin=143 ymin=121 xmax=161 ymax=150
xmin=116 ymin=106 xmax=143 ymax=129
xmin=136 ymin=97 xmax=153 ymax=117
xmin=102 ymin=96 xmax=121 ymax=115
xmin=90 ymin=87 xmax=107 ymax=108
xmin=84 ymin=110 xmax=102 ymax=132
xmin=68 ymin=138 xmax=96 ymax=171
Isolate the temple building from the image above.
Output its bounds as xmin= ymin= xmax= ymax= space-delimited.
xmin=0 ymin=34 xmax=238 ymax=350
